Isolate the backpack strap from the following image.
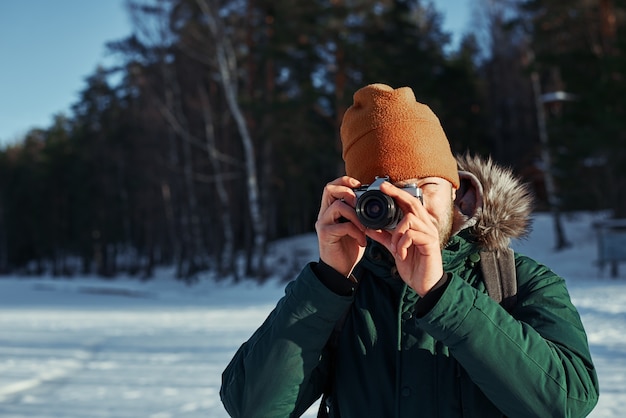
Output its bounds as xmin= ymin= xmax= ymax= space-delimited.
xmin=479 ymin=248 xmax=518 ymax=312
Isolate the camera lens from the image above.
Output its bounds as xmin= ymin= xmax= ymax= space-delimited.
xmin=355 ymin=190 xmax=398 ymax=229
xmin=364 ymin=199 xmax=384 ymax=219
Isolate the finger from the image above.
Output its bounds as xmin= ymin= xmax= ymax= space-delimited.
xmin=395 ymin=229 xmax=432 ymax=259
xmin=389 ymin=213 xmax=430 ymax=253
xmin=399 ymin=215 xmax=443 ymax=256
xmin=318 ymin=177 xmax=362 ymax=218
xmin=317 ymin=199 xmax=364 ymax=229
xmin=317 ymin=205 xmax=367 ymax=247
xmin=365 ymin=228 xmax=392 ymax=248
xmin=322 ymin=222 xmax=368 ymax=247
xmin=378 ymin=181 xmax=425 ymax=215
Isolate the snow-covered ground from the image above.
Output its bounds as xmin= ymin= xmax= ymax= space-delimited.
xmin=0 ymin=212 xmax=624 ymax=417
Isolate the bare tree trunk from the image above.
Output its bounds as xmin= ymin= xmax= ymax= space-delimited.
xmin=0 ymin=199 xmax=8 ymax=273
xmin=128 ymin=0 xmax=188 ymax=277
xmin=334 ymin=42 xmax=348 ymax=176
xmin=196 ymin=0 xmax=267 ymax=277
xmin=198 ymin=85 xmax=238 ymax=280
xmin=161 ymin=71 xmax=194 ymax=278
xmin=157 ymin=79 xmax=210 ymax=280
xmin=176 ymin=85 xmax=206 ymax=278
xmin=529 ymin=58 xmax=571 ymax=251
xmin=600 ymin=0 xmax=617 ymax=54
xmin=152 ymin=10 xmax=205 ymax=279
xmin=116 ymin=160 xmax=136 ymax=274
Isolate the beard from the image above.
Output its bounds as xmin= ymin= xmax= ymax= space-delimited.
xmin=438 ymin=198 xmax=455 ymax=249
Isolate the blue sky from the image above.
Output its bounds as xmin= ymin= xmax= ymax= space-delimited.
xmin=0 ymin=0 xmax=471 ymax=148
xmin=0 ymin=0 xmax=131 ymax=147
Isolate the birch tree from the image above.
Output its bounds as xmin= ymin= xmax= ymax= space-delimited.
xmin=194 ymin=0 xmax=267 ymax=276
xmin=199 ymin=85 xmax=237 ymax=279
xmin=127 ymin=0 xmax=208 ymax=278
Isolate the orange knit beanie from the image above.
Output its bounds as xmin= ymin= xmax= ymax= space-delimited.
xmin=340 ymin=83 xmax=460 ymax=188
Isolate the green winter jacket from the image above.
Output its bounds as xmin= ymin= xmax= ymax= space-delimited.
xmin=220 ymin=156 xmax=599 ymax=417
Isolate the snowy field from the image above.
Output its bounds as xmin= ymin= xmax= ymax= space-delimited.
xmin=0 ymin=212 xmax=624 ymax=417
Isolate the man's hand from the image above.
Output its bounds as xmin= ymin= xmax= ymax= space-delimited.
xmin=365 ymin=181 xmax=445 ymax=297
xmin=315 ymin=176 xmax=367 ymax=277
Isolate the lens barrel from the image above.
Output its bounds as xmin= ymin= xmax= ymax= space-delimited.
xmin=355 ymin=190 xmax=400 ymax=230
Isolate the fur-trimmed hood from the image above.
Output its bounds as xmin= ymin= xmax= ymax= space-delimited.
xmin=452 ymin=154 xmax=534 ymax=251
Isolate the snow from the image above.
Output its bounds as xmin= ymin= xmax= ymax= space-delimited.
xmin=0 ymin=212 xmax=624 ymax=417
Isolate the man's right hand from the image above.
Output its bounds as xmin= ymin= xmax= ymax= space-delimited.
xmin=315 ymin=176 xmax=367 ymax=278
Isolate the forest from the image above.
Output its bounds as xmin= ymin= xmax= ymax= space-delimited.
xmin=0 ymin=0 xmax=624 ymax=281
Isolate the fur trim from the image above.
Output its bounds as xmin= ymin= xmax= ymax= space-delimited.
xmin=455 ymin=154 xmax=534 ymax=251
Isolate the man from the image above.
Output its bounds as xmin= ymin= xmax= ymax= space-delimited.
xmin=221 ymin=83 xmax=599 ymax=417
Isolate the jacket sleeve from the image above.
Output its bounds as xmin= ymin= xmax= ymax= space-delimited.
xmin=220 ymin=263 xmax=354 ymax=418
xmin=415 ymin=255 xmax=599 ymax=418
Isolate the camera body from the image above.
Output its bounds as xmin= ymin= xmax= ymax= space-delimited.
xmin=353 ymin=176 xmax=422 ymax=230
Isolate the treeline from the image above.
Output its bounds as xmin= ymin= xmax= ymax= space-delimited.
xmin=0 ymin=0 xmax=624 ymax=280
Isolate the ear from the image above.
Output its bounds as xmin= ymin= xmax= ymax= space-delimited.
xmin=455 ymin=171 xmax=484 ymax=217
xmin=451 ymin=171 xmax=484 ymax=235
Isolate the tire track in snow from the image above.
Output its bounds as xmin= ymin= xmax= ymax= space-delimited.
xmin=0 ymin=337 xmax=105 ymax=402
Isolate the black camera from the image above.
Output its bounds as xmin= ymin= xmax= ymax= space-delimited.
xmin=353 ymin=176 xmax=422 ymax=230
